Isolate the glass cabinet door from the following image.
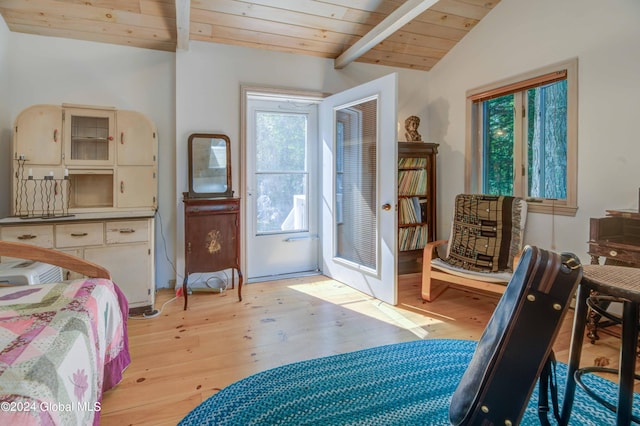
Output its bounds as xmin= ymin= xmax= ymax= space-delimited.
xmin=64 ymin=107 xmax=116 ymax=165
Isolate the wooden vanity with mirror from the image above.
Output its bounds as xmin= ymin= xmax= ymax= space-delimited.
xmin=182 ymin=133 xmax=242 ymax=310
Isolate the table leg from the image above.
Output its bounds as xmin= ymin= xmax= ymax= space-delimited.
xmin=182 ymin=274 xmax=189 ymax=310
xmin=237 ymin=268 xmax=243 ymax=302
xmin=617 ymin=300 xmax=638 ymax=425
xmin=561 ymin=283 xmax=590 ymax=425
xmin=587 ymin=293 xmax=613 ymax=343
xmin=587 ymin=291 xmax=602 ymax=343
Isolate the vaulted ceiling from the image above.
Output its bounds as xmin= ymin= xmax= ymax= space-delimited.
xmin=0 ymin=0 xmax=500 ymax=71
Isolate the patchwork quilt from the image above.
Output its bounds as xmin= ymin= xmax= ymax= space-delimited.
xmin=0 ymin=278 xmax=130 ymax=425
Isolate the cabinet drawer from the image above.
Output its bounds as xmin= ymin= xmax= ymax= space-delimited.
xmin=1 ymin=225 xmax=54 ymax=248
xmin=106 ymin=220 xmax=149 ymax=244
xmin=185 ymin=199 xmax=240 ymax=215
xmin=56 ymin=222 xmax=104 ymax=248
xmin=588 ymin=243 xmax=640 ymax=264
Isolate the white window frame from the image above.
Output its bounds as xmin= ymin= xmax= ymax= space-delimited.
xmin=465 ymin=58 xmax=578 ymax=216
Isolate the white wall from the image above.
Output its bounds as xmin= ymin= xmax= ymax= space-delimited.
xmin=425 ymin=0 xmax=640 ymax=263
xmin=0 ymin=16 xmax=11 ymax=218
xmin=175 ymin=41 xmax=429 ymax=281
xmin=3 ymin=33 xmax=176 ymax=289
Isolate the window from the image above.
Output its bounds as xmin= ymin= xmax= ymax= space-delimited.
xmin=466 ymin=59 xmax=578 ymax=215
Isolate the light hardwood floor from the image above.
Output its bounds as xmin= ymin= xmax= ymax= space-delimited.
xmin=100 ymin=274 xmax=630 ymax=425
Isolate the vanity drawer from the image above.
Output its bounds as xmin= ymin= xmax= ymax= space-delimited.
xmin=1 ymin=225 xmax=54 ymax=248
xmin=106 ymin=220 xmax=149 ymax=244
xmin=56 ymin=222 xmax=104 ymax=248
xmin=589 ymin=242 xmax=640 ymax=265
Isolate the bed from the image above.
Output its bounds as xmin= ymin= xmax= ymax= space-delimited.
xmin=0 ymin=241 xmax=130 ymax=425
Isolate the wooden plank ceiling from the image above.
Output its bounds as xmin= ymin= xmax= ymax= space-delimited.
xmin=0 ymin=0 xmax=500 ymax=71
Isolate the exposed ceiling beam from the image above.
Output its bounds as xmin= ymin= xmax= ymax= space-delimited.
xmin=176 ymin=0 xmax=191 ymax=51
xmin=334 ymin=0 xmax=438 ymax=69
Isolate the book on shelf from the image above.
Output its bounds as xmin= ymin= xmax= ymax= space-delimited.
xmin=398 ymin=224 xmax=429 ymax=251
xmin=398 ymin=169 xmax=427 ymax=196
xmin=398 ymin=157 xmax=427 ymax=168
xmin=399 ymin=197 xmax=425 ymax=225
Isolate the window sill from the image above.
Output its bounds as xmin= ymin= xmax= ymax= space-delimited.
xmin=526 ymin=201 xmax=577 ymax=217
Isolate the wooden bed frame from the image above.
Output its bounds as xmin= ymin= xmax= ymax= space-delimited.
xmin=0 ymin=240 xmax=111 ymax=279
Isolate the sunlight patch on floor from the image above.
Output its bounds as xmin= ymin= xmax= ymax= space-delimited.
xmin=371 ymin=300 xmax=430 ymax=339
xmin=287 ymin=278 xmax=443 ymax=337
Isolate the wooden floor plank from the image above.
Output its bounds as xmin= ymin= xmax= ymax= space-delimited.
xmin=100 ymin=274 xmax=633 ymax=425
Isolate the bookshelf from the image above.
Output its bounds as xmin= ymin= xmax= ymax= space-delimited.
xmin=397 ymin=142 xmax=439 ymax=274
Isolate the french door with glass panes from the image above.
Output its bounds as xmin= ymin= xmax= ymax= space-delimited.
xmin=245 ymin=93 xmax=320 ymax=280
xmin=319 ymin=73 xmax=398 ymax=305
xmin=245 ymin=74 xmax=398 ymax=305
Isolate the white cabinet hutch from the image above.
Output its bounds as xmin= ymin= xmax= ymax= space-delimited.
xmin=1 ymin=103 xmax=158 ymax=314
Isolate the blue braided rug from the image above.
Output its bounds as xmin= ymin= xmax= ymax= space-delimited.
xmin=180 ymin=339 xmax=639 ymax=425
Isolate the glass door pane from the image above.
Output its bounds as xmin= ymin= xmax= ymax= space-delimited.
xmin=335 ymin=100 xmax=377 ymax=270
xmin=64 ymin=107 xmax=115 ymax=166
xmin=71 ymin=115 xmax=110 ymax=161
xmin=255 ymin=112 xmax=308 ymax=234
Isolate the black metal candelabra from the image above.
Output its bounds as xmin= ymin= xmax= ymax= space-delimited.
xmin=14 ymin=158 xmax=73 ymax=219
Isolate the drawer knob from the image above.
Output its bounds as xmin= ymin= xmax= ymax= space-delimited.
xmin=609 ymin=250 xmax=618 ymax=257
xmin=17 ymin=234 xmax=36 ymax=240
xmin=70 ymin=232 xmax=89 ymax=237
xmin=119 ymin=228 xmax=135 ymax=234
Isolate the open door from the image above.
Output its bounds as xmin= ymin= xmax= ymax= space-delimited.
xmin=320 ymin=73 xmax=398 ymax=305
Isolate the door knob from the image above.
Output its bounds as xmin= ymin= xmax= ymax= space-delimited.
xmin=382 ymin=203 xmax=392 ymax=211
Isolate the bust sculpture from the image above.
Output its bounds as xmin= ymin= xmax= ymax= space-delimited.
xmin=404 ymin=116 xmax=422 ymax=142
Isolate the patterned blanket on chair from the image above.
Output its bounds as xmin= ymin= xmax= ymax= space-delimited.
xmin=446 ymin=194 xmax=523 ymax=273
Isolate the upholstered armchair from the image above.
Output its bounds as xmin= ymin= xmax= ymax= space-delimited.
xmin=421 ymin=194 xmax=528 ymax=301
